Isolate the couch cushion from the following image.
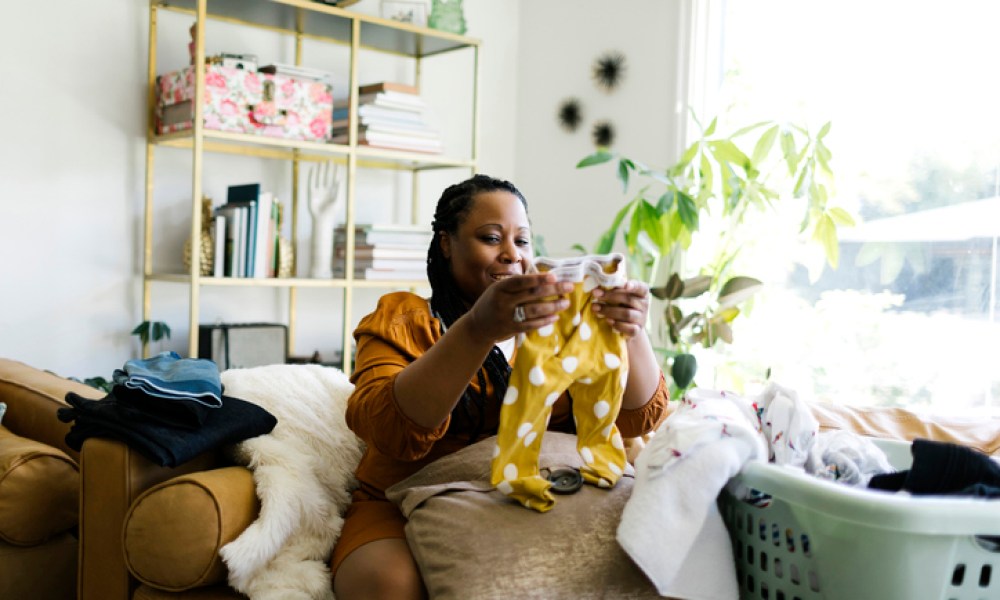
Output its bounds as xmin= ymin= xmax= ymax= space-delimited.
xmin=0 ymin=425 xmax=80 ymax=546
xmin=0 ymin=357 xmax=103 ymax=459
xmin=122 ymin=466 xmax=258 ymax=592
xmin=810 ymin=402 xmax=1000 ymax=456
xmin=386 ymin=432 xmax=660 ymax=599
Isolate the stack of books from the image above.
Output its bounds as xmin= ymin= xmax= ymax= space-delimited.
xmin=332 ymin=223 xmax=432 ymax=280
xmin=331 ymin=82 xmax=443 ymax=154
xmin=213 ymin=184 xmax=280 ymax=278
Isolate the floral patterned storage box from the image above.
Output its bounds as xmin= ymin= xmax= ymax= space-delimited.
xmin=156 ymin=65 xmax=333 ymax=142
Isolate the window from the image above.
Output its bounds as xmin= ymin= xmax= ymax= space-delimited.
xmin=692 ymin=0 xmax=1000 ymax=413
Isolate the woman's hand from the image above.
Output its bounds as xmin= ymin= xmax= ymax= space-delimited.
xmin=464 ymin=273 xmax=573 ymax=344
xmin=590 ymin=280 xmax=650 ymax=339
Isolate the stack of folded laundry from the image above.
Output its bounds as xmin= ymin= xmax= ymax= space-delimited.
xmin=58 ymin=351 xmax=276 ymax=467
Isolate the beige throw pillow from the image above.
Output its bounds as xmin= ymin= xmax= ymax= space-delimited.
xmin=385 ymin=432 xmax=660 ymax=600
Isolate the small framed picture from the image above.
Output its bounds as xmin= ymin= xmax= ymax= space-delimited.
xmin=381 ymin=0 xmax=428 ymax=27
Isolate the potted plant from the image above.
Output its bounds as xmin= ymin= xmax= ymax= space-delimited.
xmin=576 ymin=115 xmax=854 ymax=397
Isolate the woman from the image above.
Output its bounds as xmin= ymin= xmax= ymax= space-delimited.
xmin=331 ymin=174 xmax=668 ymax=599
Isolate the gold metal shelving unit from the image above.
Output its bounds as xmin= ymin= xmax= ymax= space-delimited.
xmin=142 ymin=0 xmax=481 ymax=373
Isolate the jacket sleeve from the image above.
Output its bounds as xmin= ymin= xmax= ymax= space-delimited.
xmin=345 ymin=294 xmax=451 ymax=461
xmin=614 ymin=371 xmax=669 ymax=438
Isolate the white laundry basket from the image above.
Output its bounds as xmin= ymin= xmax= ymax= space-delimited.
xmin=718 ymin=439 xmax=1000 ymax=600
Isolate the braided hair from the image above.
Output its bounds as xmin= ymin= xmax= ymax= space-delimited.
xmin=428 ymin=174 xmax=528 ymax=443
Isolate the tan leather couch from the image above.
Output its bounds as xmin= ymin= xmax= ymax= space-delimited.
xmin=0 ymin=358 xmax=103 ymax=600
xmin=5 ymin=357 xmax=997 ymax=600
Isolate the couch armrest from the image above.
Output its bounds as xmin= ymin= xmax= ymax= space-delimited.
xmin=0 ymin=358 xmax=103 ymax=460
xmin=78 ymin=437 xmax=229 ymax=600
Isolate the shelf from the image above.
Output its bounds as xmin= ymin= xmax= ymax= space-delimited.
xmin=155 ymin=0 xmax=480 ymax=58
xmin=147 ymin=273 xmax=428 ymax=288
xmin=143 ymin=0 xmax=476 ymax=369
xmin=153 ymin=130 xmax=474 ymax=170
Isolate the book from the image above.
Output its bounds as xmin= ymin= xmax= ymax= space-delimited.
xmin=342 ymin=268 xmax=428 ymax=281
xmin=356 ymin=92 xmax=425 ymax=112
xmin=215 ymin=204 xmax=244 ymax=277
xmin=358 ymin=81 xmax=419 ymax=95
xmin=251 ymin=192 xmax=275 ymax=278
xmin=335 ymin=224 xmax=433 ymax=246
xmin=333 ymin=122 xmax=442 ymax=139
xmin=226 ymin=184 xmax=262 ymax=277
xmin=334 ymin=246 xmax=429 ymax=260
xmin=332 ymin=131 xmax=443 ymax=153
xmin=212 ymin=215 xmax=226 ymax=278
xmin=333 ymin=257 xmax=427 ymax=271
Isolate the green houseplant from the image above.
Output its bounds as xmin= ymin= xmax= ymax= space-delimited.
xmin=576 ymin=116 xmax=854 ymax=396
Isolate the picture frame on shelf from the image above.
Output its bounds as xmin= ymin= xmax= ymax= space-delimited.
xmin=381 ymin=0 xmax=428 ymax=26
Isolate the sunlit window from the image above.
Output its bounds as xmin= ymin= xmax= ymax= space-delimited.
xmin=698 ymin=0 xmax=1000 ymax=413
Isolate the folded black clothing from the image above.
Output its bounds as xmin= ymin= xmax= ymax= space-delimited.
xmin=868 ymin=438 xmax=1000 ymax=496
xmin=58 ymin=391 xmax=276 ymax=468
xmin=112 ymin=383 xmax=212 ymax=430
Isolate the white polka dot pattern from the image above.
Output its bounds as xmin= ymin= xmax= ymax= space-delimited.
xmin=516 ymin=422 xmax=532 ymax=438
xmin=604 ymin=353 xmax=622 ymax=369
xmin=529 ymin=365 xmax=546 ymax=385
xmin=580 ymin=446 xmax=594 ymax=464
xmin=562 ymin=356 xmax=579 ymax=373
xmin=503 ymin=386 xmax=519 ymax=405
xmin=580 ymin=322 xmax=592 ymax=340
xmin=593 ymin=400 xmax=610 ymax=419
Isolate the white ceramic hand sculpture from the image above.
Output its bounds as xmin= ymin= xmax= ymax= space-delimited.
xmin=307 ymin=161 xmax=343 ymax=278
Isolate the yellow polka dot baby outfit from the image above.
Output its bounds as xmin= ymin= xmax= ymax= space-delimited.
xmin=491 ymin=253 xmax=630 ymax=512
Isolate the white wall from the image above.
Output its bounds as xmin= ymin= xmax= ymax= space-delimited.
xmin=0 ymin=0 xmax=680 ymax=380
xmin=513 ymin=0 xmax=684 ymax=257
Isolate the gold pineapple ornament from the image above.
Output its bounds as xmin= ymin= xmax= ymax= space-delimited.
xmin=183 ymin=196 xmax=214 ymax=276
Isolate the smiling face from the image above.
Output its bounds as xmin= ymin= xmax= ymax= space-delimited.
xmin=440 ymin=190 xmax=532 ymax=305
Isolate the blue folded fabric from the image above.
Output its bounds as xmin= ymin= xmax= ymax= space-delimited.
xmin=112 ymin=351 xmax=222 ymax=407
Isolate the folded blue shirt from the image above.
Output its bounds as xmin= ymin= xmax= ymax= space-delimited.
xmin=113 ymin=351 xmax=222 ymax=407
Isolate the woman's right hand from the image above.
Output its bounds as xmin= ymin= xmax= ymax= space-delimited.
xmin=464 ymin=273 xmax=573 ymax=344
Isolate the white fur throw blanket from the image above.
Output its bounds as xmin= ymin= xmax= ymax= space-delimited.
xmin=218 ymin=364 xmax=364 ymax=600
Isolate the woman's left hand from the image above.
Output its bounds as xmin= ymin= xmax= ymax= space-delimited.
xmin=591 ymin=280 xmax=650 ymax=339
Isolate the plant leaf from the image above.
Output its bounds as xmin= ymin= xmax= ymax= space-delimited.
xmin=676 ymin=192 xmax=700 ymax=231
xmin=680 ymin=275 xmax=712 ymax=298
xmin=780 ymin=130 xmax=798 ymax=175
xmin=752 ymin=124 xmax=780 ymax=165
xmin=710 ymin=140 xmax=750 ymax=170
xmin=662 ymin=272 xmax=684 ymax=300
xmin=576 ymin=150 xmax=615 ymax=169
xmin=813 ymin=213 xmax=840 ymax=268
xmin=717 ymin=276 xmax=763 ymax=309
xmin=131 ymin=321 xmax=150 ymax=345
xmin=817 ymin=121 xmax=832 ymax=140
xmin=731 ymin=120 xmax=771 ymax=139
xmin=595 ymin=199 xmax=634 ymax=254
xmin=827 ymin=206 xmax=856 ymax=227
xmin=617 ymin=158 xmax=631 ymax=192
xmin=670 ymin=353 xmax=698 ymax=388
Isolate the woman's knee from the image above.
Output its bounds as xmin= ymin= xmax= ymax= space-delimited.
xmin=333 ymin=538 xmax=425 ymax=600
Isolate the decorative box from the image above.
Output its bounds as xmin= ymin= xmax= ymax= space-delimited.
xmin=156 ymin=65 xmax=334 ymax=142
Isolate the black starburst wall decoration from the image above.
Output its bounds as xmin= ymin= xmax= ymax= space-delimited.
xmin=592 ymin=120 xmax=615 ymax=148
xmin=592 ymin=51 xmax=626 ymax=92
xmin=557 ymin=98 xmax=583 ymax=132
